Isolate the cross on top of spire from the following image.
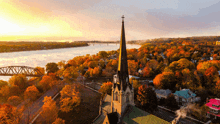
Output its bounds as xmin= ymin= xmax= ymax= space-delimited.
xmin=122 ymin=15 xmax=125 ymax=22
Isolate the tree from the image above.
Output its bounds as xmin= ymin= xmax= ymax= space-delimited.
xmin=46 ymin=62 xmax=59 ymax=74
xmin=41 ymin=96 xmax=58 ymax=123
xmin=59 ymin=85 xmax=80 ymax=113
xmin=137 ymin=85 xmax=157 ymax=112
xmin=88 ymin=61 xmax=98 ymax=68
xmin=143 ymin=66 xmax=153 ymax=77
xmin=9 ymin=74 xmax=28 ymax=92
xmin=7 ymin=96 xmax=22 ymax=106
xmin=57 ymin=60 xmax=66 ymax=69
xmin=204 ymin=66 xmax=219 ymax=87
xmin=0 ymin=104 xmax=23 ymax=124
xmin=92 ymin=67 xmax=101 ymax=77
xmin=39 ymin=75 xmax=54 ymax=92
xmin=24 ymin=85 xmax=40 ymax=101
xmin=99 ymin=82 xmax=113 ymax=97
xmin=62 ymin=66 xmax=78 ymax=80
xmin=131 ymin=79 xmax=141 ymax=99
xmin=128 ymin=60 xmax=138 ymax=75
xmin=153 ymin=72 xmax=176 ymax=90
xmin=0 ymin=80 xmax=8 ymax=88
xmin=35 ymin=66 xmax=45 ymax=75
xmin=98 ymin=51 xmax=108 ymax=58
xmin=165 ymin=94 xmax=178 ymax=109
xmin=0 ymin=85 xmax=10 ymax=101
xmin=52 ymin=118 xmax=65 ymax=124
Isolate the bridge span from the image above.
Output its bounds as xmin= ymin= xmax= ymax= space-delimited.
xmin=0 ymin=66 xmax=44 ymax=77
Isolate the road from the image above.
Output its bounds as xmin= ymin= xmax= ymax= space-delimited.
xmin=19 ymin=86 xmax=60 ymax=124
xmin=153 ymin=107 xmax=201 ymax=124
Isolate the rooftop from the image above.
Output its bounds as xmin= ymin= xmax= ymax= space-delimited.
xmin=102 ymin=94 xmax=111 ymax=113
xmin=206 ymin=98 xmax=220 ymax=110
xmin=174 ymin=89 xmax=196 ymax=99
xmin=123 ymin=106 xmax=170 ymax=124
xmin=155 ymin=89 xmax=172 ymax=96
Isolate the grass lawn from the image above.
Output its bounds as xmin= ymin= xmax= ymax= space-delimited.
xmin=58 ymin=83 xmax=101 ymax=124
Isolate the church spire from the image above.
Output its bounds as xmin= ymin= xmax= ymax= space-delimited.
xmin=117 ymin=15 xmax=130 ymax=91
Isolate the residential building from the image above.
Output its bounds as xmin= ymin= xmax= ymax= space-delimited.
xmin=206 ymin=98 xmax=220 ymax=119
xmin=155 ymin=89 xmax=172 ymax=100
xmin=174 ymin=89 xmax=199 ymax=106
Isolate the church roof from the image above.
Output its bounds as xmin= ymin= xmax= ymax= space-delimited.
xmin=123 ymin=106 xmax=170 ymax=124
xmin=101 ymin=94 xmax=111 ymax=113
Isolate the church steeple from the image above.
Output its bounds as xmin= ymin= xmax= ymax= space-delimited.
xmin=115 ymin=15 xmax=130 ymax=91
xmin=110 ymin=16 xmax=135 ymax=118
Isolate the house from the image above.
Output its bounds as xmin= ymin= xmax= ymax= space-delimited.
xmin=206 ymin=98 xmax=220 ymax=119
xmin=155 ymin=89 xmax=172 ymax=100
xmin=173 ymin=89 xmax=199 ymax=106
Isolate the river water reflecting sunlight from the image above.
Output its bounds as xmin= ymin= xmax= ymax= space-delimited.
xmin=0 ymin=43 xmax=140 ymax=81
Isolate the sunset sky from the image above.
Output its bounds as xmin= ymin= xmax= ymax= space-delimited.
xmin=0 ymin=0 xmax=220 ymax=41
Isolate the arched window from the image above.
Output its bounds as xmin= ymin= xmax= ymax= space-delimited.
xmin=126 ymin=93 xmax=129 ymax=103
xmin=115 ymin=92 xmax=118 ymax=101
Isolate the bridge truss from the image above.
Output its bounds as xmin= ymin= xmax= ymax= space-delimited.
xmin=0 ymin=66 xmax=44 ymax=77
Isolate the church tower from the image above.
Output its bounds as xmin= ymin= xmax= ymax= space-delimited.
xmin=111 ymin=15 xmax=135 ymax=118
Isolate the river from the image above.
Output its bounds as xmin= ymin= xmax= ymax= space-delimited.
xmin=0 ymin=43 xmax=140 ymax=81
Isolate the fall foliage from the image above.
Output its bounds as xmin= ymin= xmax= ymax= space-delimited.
xmin=60 ymin=85 xmax=80 ymax=113
xmin=41 ymin=96 xmax=59 ymax=123
xmin=24 ymin=85 xmax=40 ymax=101
xmin=52 ymin=118 xmax=65 ymax=124
xmin=137 ymin=85 xmax=157 ymax=111
xmin=99 ymin=82 xmax=113 ymax=97
xmin=0 ymin=104 xmax=23 ymax=124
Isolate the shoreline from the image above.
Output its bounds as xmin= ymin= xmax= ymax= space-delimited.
xmin=0 ymin=43 xmax=89 ymax=53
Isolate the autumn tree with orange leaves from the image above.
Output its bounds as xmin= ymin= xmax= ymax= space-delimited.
xmin=99 ymin=82 xmax=113 ymax=97
xmin=7 ymin=96 xmax=22 ymax=106
xmin=39 ymin=75 xmax=56 ymax=92
xmin=153 ymin=72 xmax=176 ymax=90
xmin=41 ymin=96 xmax=58 ymax=123
xmin=52 ymin=118 xmax=65 ymax=124
xmin=128 ymin=60 xmax=138 ymax=75
xmin=9 ymin=74 xmax=28 ymax=92
xmin=204 ymin=66 xmax=219 ymax=88
xmin=0 ymin=104 xmax=23 ymax=124
xmin=137 ymin=84 xmax=157 ymax=112
xmin=24 ymin=85 xmax=40 ymax=101
xmin=59 ymin=85 xmax=80 ymax=113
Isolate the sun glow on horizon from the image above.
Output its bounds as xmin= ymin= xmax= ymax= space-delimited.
xmin=0 ymin=0 xmax=83 ymax=41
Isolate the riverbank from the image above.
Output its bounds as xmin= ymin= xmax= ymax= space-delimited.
xmin=0 ymin=41 xmax=88 ymax=53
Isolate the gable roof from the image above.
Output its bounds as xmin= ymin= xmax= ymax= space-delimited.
xmin=174 ymin=89 xmax=196 ymax=99
xmin=155 ymin=89 xmax=172 ymax=96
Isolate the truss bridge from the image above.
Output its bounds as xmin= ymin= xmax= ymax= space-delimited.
xmin=0 ymin=66 xmax=44 ymax=77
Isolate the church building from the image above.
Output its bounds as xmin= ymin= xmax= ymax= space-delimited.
xmin=93 ymin=16 xmax=169 ymax=124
